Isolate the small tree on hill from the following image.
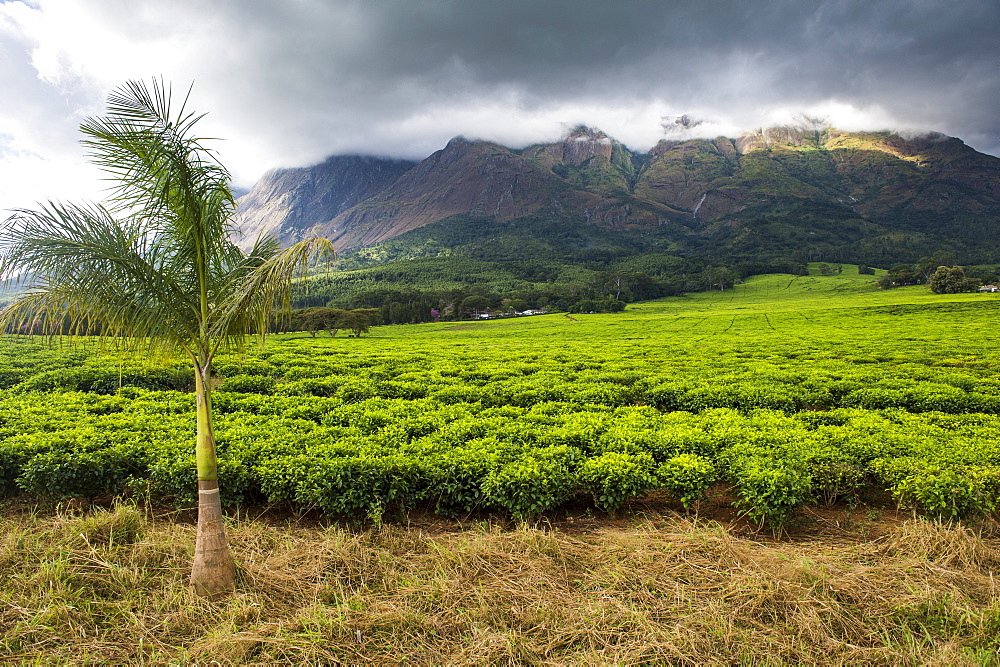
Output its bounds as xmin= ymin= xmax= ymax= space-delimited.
xmin=917 ymin=251 xmax=955 ymax=283
xmin=290 ymin=307 xmax=345 ymax=337
xmin=929 ymin=266 xmax=979 ymax=294
xmin=338 ymin=309 xmax=378 ymax=337
xmin=461 ymin=295 xmax=490 ymax=318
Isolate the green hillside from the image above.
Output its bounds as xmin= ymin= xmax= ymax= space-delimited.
xmin=368 ymin=264 xmax=991 ymax=369
xmin=298 ymin=213 xmax=811 ymax=310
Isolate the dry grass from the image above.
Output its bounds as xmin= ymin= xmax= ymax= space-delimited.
xmin=0 ymin=504 xmax=998 ymax=665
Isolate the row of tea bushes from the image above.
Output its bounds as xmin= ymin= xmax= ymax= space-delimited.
xmin=2 ymin=390 xmax=999 ymax=526
xmin=6 ymin=359 xmax=1000 ymax=415
xmin=4 ymin=327 xmax=1000 ymax=417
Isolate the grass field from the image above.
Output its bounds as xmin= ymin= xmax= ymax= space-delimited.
xmin=1 ymin=504 xmax=999 ymax=664
xmin=2 ymin=265 xmax=1000 ymax=662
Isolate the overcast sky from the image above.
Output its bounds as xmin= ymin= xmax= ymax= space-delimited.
xmin=2 ymin=0 xmax=999 ymax=212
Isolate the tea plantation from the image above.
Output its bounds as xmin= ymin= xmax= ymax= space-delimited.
xmin=2 ymin=265 xmax=999 ymax=528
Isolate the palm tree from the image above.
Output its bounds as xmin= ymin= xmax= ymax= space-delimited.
xmin=0 ymin=80 xmax=333 ymax=597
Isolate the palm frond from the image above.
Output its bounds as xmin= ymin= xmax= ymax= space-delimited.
xmin=81 ymin=79 xmax=235 ymax=289
xmin=0 ymin=202 xmax=199 ymax=355
xmin=209 ymin=237 xmax=335 ymax=355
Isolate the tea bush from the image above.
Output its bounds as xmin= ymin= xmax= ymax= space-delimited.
xmin=481 ymin=446 xmax=582 ymax=520
xmin=892 ymin=465 xmax=1000 ymax=520
xmin=579 ymin=451 xmax=657 ymax=513
xmin=219 ymin=374 xmax=277 ymax=394
xmin=656 ymin=454 xmax=718 ymax=509
xmin=732 ymin=460 xmax=814 ymax=530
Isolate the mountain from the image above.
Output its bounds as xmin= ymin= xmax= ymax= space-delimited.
xmin=234 ymin=124 xmax=1000 ymax=266
xmin=232 ymin=154 xmax=416 ymax=249
xmin=299 ymin=136 xmax=599 ymax=250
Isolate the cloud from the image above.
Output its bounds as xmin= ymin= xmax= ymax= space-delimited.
xmin=0 ymin=2 xmax=104 ymax=208
xmin=1 ymin=0 xmax=998 ymax=211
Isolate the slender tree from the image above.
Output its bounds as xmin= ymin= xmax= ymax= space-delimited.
xmin=0 ymin=80 xmax=333 ymax=597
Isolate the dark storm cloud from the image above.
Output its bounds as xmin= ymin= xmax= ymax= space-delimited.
xmin=2 ymin=0 xmax=999 ymax=204
xmin=197 ymin=0 xmax=1000 ymax=162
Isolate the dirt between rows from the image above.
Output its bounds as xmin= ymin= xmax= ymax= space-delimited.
xmin=25 ymin=483 xmax=956 ymax=549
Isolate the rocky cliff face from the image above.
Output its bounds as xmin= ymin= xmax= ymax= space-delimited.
xmin=232 ymin=155 xmax=415 ymax=250
xmin=523 ymin=126 xmax=615 ymax=167
xmin=233 ymin=125 xmax=1000 ymax=260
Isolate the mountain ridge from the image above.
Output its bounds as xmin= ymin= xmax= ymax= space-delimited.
xmin=234 ymin=124 xmax=1000 ymax=266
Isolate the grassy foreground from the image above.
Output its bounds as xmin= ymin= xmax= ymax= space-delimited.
xmin=1 ymin=503 xmax=999 ymax=665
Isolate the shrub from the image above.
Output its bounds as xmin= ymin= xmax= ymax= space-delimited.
xmin=903 ymin=386 xmax=972 ymax=413
xmin=811 ymin=461 xmax=866 ymax=505
xmin=431 ymin=385 xmax=484 ymax=404
xmin=290 ymin=454 xmax=429 ymax=523
xmin=680 ymin=384 xmax=797 ymax=413
xmin=335 ymin=380 xmax=378 ymax=403
xmin=147 ymin=453 xmax=258 ymax=507
xmin=840 ymin=388 xmax=906 ymax=410
xmin=579 ymin=452 xmax=657 ymax=513
xmin=15 ymin=364 xmax=191 ymax=394
xmin=481 ymin=446 xmax=581 ymax=520
xmin=892 ymin=466 xmax=1000 ymax=521
xmin=643 ymin=382 xmax=686 ymax=410
xmin=732 ymin=461 xmax=813 ymax=531
xmin=219 ymin=374 xmax=277 ymax=394
xmin=213 ymin=359 xmax=274 ymax=377
xmin=378 ymin=380 xmax=429 ymax=400
xmin=18 ymin=448 xmax=139 ymax=501
xmin=656 ymin=454 xmax=718 ymax=509
xmin=869 ymin=457 xmax=922 ymax=487
xmin=420 ymin=442 xmax=512 ymax=517
xmin=569 ymin=383 xmax=634 ymax=406
xmin=0 ymin=367 xmax=28 ymax=389
xmin=275 ymin=378 xmax=343 ymax=397
xmin=0 ymin=437 xmax=53 ymax=496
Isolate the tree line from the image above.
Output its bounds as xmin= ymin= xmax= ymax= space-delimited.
xmin=281 ymin=308 xmax=380 ymax=337
xmin=293 ymin=260 xmax=811 ymax=325
xmin=877 ymin=251 xmax=997 ymax=293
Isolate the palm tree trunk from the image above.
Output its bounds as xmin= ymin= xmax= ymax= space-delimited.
xmin=190 ymin=361 xmax=236 ymax=598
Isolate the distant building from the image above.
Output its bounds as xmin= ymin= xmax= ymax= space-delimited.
xmin=979 ymin=285 xmax=999 ymax=293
